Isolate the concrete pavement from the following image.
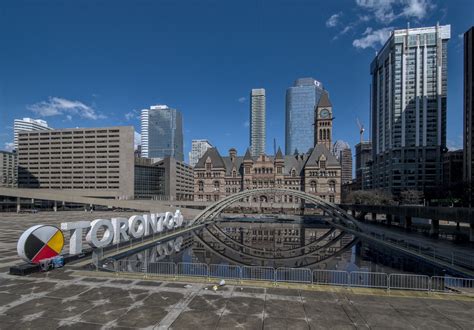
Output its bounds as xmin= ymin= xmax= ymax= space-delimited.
xmin=0 ymin=269 xmax=474 ymax=329
xmin=0 ymin=211 xmax=473 ymax=329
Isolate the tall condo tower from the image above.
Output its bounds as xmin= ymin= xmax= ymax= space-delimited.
xmin=340 ymin=147 xmax=353 ymax=184
xmin=13 ymin=118 xmax=52 ymax=150
xmin=355 ymin=141 xmax=373 ymax=190
xmin=141 ymin=105 xmax=184 ymax=161
xmin=285 ymin=78 xmax=325 ymax=155
xmin=189 ymin=139 xmax=213 ymax=167
xmin=370 ymin=25 xmax=450 ymax=194
xmin=250 ymin=88 xmax=266 ymax=156
xmin=464 ymin=26 xmax=474 ymax=190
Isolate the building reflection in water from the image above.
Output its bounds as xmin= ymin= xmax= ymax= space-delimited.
xmin=122 ymin=218 xmax=446 ymax=275
xmin=123 ymin=218 xmax=374 ymax=271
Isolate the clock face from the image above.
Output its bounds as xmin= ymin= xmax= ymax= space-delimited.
xmin=320 ymin=109 xmax=330 ymax=119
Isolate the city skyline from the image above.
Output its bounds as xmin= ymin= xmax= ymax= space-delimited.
xmin=1 ymin=1 xmax=472 ymax=163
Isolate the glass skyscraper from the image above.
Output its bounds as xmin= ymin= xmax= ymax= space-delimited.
xmin=285 ymin=78 xmax=324 ymax=155
xmin=141 ymin=105 xmax=184 ymax=161
xmin=370 ymin=25 xmax=450 ymax=194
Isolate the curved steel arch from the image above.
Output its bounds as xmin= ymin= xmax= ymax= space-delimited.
xmin=193 ymin=230 xmax=358 ymax=268
xmin=189 ymin=188 xmax=360 ymax=230
xmin=198 ymin=228 xmax=350 ymax=262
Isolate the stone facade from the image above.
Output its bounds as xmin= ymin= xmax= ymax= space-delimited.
xmin=194 ymin=145 xmax=341 ymax=204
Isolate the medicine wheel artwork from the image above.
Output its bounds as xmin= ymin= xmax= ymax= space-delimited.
xmin=17 ymin=225 xmax=64 ymax=263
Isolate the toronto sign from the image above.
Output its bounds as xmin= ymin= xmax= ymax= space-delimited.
xmin=17 ymin=210 xmax=184 ymax=263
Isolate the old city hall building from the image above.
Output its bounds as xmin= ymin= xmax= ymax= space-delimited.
xmin=194 ymin=92 xmax=342 ymax=205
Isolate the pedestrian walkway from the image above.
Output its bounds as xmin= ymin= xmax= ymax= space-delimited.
xmin=357 ymin=220 xmax=474 ymax=267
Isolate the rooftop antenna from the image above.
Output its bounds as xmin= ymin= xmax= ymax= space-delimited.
xmin=356 ymin=117 xmax=365 ymax=144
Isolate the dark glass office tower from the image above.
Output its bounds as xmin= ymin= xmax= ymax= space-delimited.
xmin=285 ymin=78 xmax=324 ymax=155
xmin=141 ymin=105 xmax=184 ymax=161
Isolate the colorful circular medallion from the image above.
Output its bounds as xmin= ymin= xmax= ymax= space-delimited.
xmin=17 ymin=225 xmax=64 ymax=263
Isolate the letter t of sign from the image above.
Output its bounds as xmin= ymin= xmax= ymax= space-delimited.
xmin=61 ymin=221 xmax=91 ymax=255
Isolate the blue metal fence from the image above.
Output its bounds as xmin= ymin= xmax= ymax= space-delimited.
xmin=114 ymin=260 xmax=474 ymax=293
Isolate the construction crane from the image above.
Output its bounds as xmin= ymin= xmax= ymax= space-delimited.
xmin=356 ymin=117 xmax=365 ymax=144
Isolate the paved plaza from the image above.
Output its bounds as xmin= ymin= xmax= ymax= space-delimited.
xmin=0 ymin=211 xmax=473 ymax=329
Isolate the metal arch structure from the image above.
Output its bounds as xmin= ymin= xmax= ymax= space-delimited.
xmin=188 ymin=188 xmax=360 ymax=230
xmin=185 ymin=189 xmax=474 ymax=277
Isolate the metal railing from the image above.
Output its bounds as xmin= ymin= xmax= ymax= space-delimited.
xmin=148 ymin=262 xmax=175 ymax=276
xmin=276 ymin=267 xmax=312 ymax=283
xmin=177 ymin=262 xmax=208 ymax=277
xmin=113 ymin=260 xmax=474 ymax=293
xmin=350 ymin=271 xmax=388 ymax=288
xmin=209 ymin=264 xmax=241 ymax=279
xmin=242 ymin=266 xmax=275 ymax=281
xmin=431 ymin=276 xmax=474 ymax=292
xmin=389 ymin=274 xmax=430 ymax=291
xmin=313 ymin=269 xmax=349 ymax=286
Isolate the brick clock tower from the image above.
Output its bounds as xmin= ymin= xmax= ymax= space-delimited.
xmin=314 ymin=91 xmax=333 ymax=150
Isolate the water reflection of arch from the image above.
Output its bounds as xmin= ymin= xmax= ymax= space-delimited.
xmin=193 ymin=231 xmax=357 ymax=268
xmin=195 ymin=228 xmax=350 ymax=262
xmin=187 ymin=188 xmax=360 ymax=268
xmin=207 ymin=223 xmax=339 ymax=255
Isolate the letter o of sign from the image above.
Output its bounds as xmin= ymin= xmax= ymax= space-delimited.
xmin=86 ymin=219 xmax=114 ymax=248
xmin=164 ymin=212 xmax=175 ymax=230
xmin=174 ymin=210 xmax=184 ymax=227
xmin=128 ymin=215 xmax=146 ymax=238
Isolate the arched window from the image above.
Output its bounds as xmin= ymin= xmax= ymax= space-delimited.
xmin=319 ymin=129 xmax=322 ymax=140
xmin=213 ymin=181 xmax=220 ymax=191
xmin=232 ymin=170 xmax=236 ymax=177
xmin=198 ymin=181 xmax=204 ymax=192
xmin=310 ymin=181 xmax=317 ymax=193
xmin=291 ymin=169 xmax=296 ymax=177
xmin=328 ymin=180 xmax=336 ymax=192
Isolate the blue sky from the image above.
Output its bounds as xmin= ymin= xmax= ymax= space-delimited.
xmin=1 ymin=0 xmax=472 ymax=161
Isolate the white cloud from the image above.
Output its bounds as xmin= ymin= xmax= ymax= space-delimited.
xmin=243 ymin=120 xmax=250 ymax=128
xmin=134 ymin=131 xmax=141 ymax=150
xmin=125 ymin=111 xmax=137 ymax=120
xmin=27 ymin=97 xmax=105 ymax=120
xmin=333 ymin=26 xmax=353 ymax=40
xmin=326 ymin=12 xmax=342 ymax=27
xmin=356 ymin=0 xmax=397 ymax=22
xmin=355 ymin=0 xmax=434 ymax=23
xmin=353 ymin=27 xmax=393 ymax=49
xmin=4 ymin=142 xmax=14 ymax=151
xmin=402 ymin=0 xmax=433 ymax=19
xmin=238 ymin=96 xmax=247 ymax=103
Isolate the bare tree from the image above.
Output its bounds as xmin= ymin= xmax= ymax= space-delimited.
xmin=345 ymin=189 xmax=395 ymax=205
xmin=400 ymin=189 xmax=424 ymax=205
